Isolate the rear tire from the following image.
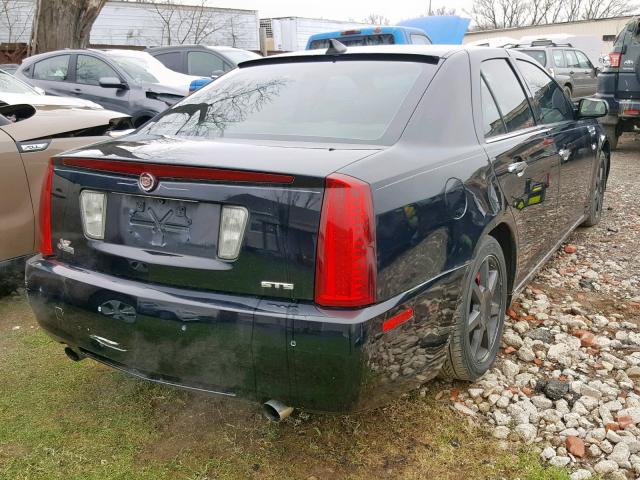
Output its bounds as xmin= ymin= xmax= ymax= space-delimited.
xmin=582 ymin=150 xmax=607 ymax=227
xmin=563 ymin=85 xmax=572 ymax=100
xmin=441 ymin=236 xmax=508 ymax=381
xmin=603 ymin=125 xmax=619 ymax=150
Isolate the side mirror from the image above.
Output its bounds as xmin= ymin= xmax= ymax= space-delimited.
xmin=34 ymin=86 xmax=45 ymax=95
xmin=211 ymin=69 xmax=224 ymax=79
xmin=577 ymin=98 xmax=608 ymax=119
xmin=99 ymin=77 xmax=127 ymax=89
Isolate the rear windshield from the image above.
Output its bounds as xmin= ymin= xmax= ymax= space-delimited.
xmin=309 ymin=34 xmax=395 ymax=49
xmin=520 ymin=50 xmax=547 ymax=67
xmin=141 ymin=59 xmax=435 ymax=144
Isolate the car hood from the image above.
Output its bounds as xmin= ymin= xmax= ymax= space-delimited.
xmin=142 ymin=76 xmax=203 ymax=97
xmin=59 ymin=134 xmax=382 ymax=178
xmin=0 ymin=92 xmax=103 ymax=109
xmin=0 ymin=107 xmax=130 ymax=142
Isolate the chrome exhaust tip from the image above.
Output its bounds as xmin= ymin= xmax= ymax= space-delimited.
xmin=64 ymin=346 xmax=84 ymax=362
xmin=262 ymin=399 xmax=294 ymax=422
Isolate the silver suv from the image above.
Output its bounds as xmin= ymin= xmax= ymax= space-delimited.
xmin=513 ymin=40 xmax=598 ymax=99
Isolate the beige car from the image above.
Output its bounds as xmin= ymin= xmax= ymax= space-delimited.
xmin=0 ymin=100 xmax=131 ymax=294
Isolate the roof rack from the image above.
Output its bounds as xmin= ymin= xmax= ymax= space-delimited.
xmin=513 ymin=39 xmax=573 ymax=48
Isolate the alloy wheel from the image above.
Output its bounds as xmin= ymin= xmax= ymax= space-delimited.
xmin=467 ymin=255 xmax=503 ymax=364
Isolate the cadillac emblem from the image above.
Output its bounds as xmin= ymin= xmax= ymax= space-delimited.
xmin=138 ymin=172 xmax=157 ymax=192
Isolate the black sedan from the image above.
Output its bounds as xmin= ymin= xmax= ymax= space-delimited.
xmin=26 ymin=45 xmax=610 ymax=419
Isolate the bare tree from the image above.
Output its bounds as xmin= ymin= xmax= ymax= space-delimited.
xmin=31 ymin=0 xmax=106 ymax=53
xmin=363 ymin=13 xmax=390 ymax=25
xmin=433 ymin=6 xmax=458 ymax=15
xmin=472 ymin=0 xmax=637 ymax=29
xmin=148 ymin=0 xmax=236 ymax=45
xmin=0 ymin=0 xmax=33 ymax=61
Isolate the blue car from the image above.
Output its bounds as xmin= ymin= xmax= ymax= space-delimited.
xmin=306 ymin=26 xmax=431 ymax=50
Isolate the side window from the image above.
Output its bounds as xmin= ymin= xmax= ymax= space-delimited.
xmin=564 ymin=50 xmax=580 ymax=69
xmin=76 ymin=55 xmax=118 ymax=85
xmin=517 ymin=60 xmax=574 ymax=124
xmin=187 ymin=51 xmax=225 ymax=77
xmin=481 ymin=76 xmax=506 ymax=138
xmin=552 ymin=50 xmax=566 ymax=68
xmin=575 ymin=51 xmax=593 ymax=69
xmin=32 ymin=55 xmax=70 ymax=82
xmin=154 ymin=51 xmax=182 ymax=72
xmin=410 ymin=34 xmax=430 ymax=45
xmin=481 ymin=59 xmax=536 ymax=133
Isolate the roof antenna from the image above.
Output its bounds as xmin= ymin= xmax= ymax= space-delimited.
xmin=326 ymin=39 xmax=347 ymax=55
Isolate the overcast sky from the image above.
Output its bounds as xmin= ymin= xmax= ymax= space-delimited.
xmin=205 ymin=0 xmax=474 ymax=23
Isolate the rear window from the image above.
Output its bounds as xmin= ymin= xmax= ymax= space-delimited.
xmin=141 ymin=59 xmax=434 ymax=144
xmin=519 ymin=50 xmax=547 ymax=67
xmin=309 ymin=34 xmax=395 ymax=49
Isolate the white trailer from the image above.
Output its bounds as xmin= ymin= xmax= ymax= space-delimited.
xmin=260 ymin=17 xmax=371 ymax=52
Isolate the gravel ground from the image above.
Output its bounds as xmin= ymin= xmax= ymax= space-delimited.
xmin=449 ymin=135 xmax=640 ymax=479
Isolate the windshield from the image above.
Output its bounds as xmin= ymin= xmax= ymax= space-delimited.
xmin=222 ymin=50 xmax=261 ymax=65
xmin=309 ymin=34 xmax=395 ymax=49
xmin=520 ymin=50 xmax=547 ymax=67
xmin=140 ymin=59 xmax=434 ymax=144
xmin=0 ymin=70 xmax=38 ymax=94
xmin=106 ymin=52 xmax=185 ymax=85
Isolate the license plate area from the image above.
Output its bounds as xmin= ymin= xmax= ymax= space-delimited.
xmin=105 ymin=193 xmax=220 ymax=258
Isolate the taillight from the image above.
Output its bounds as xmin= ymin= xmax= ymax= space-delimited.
xmin=609 ymin=52 xmax=622 ymax=68
xmin=315 ymin=173 xmax=376 ymax=308
xmin=38 ymin=159 xmax=54 ymax=256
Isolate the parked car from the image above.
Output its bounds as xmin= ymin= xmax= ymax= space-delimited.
xmin=15 ymin=49 xmax=202 ymax=127
xmin=306 ymin=26 xmax=431 ymax=49
xmin=26 ymin=45 xmax=609 ymax=418
xmin=148 ymin=45 xmax=261 ymax=77
xmin=0 ymin=63 xmax=19 ymax=74
xmin=595 ymin=16 xmax=640 ymax=149
xmin=513 ymin=40 xmax=599 ymax=99
xmin=1 ymin=68 xmax=103 ymax=109
xmin=0 ymin=101 xmax=131 ymax=295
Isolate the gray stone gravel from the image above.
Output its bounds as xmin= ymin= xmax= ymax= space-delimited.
xmin=447 ymin=136 xmax=640 ymax=478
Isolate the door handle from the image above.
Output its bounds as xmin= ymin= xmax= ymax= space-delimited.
xmin=508 ymin=161 xmax=528 ymax=177
xmin=558 ymin=148 xmax=571 ymax=161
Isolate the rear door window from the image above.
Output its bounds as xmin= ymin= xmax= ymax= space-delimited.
xmin=481 ymin=59 xmax=536 ymax=133
xmin=188 ymin=51 xmax=226 ymax=76
xmin=480 ymin=76 xmax=506 ymax=138
xmin=552 ymin=50 xmax=565 ymax=67
xmin=154 ymin=51 xmax=182 ymax=72
xmin=516 ymin=60 xmax=574 ymax=124
xmin=32 ymin=55 xmax=70 ymax=81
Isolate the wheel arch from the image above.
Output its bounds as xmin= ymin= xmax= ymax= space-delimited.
xmin=487 ymin=222 xmax=517 ymax=305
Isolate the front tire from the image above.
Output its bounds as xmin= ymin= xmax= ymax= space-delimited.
xmin=603 ymin=125 xmax=619 ymax=150
xmin=441 ymin=236 xmax=508 ymax=381
xmin=582 ymin=150 xmax=607 ymax=227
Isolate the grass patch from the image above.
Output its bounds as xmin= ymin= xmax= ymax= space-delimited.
xmin=0 ymin=295 xmax=571 ymax=479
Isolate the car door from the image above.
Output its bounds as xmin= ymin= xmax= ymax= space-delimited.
xmin=564 ymin=50 xmax=586 ymax=97
xmin=29 ymin=54 xmax=73 ymax=97
xmin=480 ymin=58 xmax=561 ymax=278
xmin=575 ymin=50 xmax=598 ymax=97
xmin=515 ymin=59 xmax=596 ymax=235
xmin=71 ymin=54 xmax=131 ymax=114
xmin=187 ymin=50 xmax=230 ymax=77
xmin=0 ymin=128 xmax=34 ymax=262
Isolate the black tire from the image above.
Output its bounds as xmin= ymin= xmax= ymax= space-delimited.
xmin=582 ymin=150 xmax=607 ymax=227
xmin=563 ymin=85 xmax=572 ymax=100
xmin=603 ymin=125 xmax=619 ymax=150
xmin=441 ymin=236 xmax=508 ymax=381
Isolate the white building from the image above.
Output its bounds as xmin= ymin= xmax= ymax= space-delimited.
xmin=0 ymin=0 xmax=260 ymax=50
xmin=260 ymin=17 xmax=370 ymax=52
xmin=463 ymin=15 xmax=636 ymax=58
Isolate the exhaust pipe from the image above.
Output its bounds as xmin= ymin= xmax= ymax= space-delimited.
xmin=262 ymin=399 xmax=294 ymax=422
xmin=64 ymin=346 xmax=84 ymax=362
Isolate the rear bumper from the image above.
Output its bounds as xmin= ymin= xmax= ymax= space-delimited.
xmin=26 ymin=256 xmax=464 ymax=412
